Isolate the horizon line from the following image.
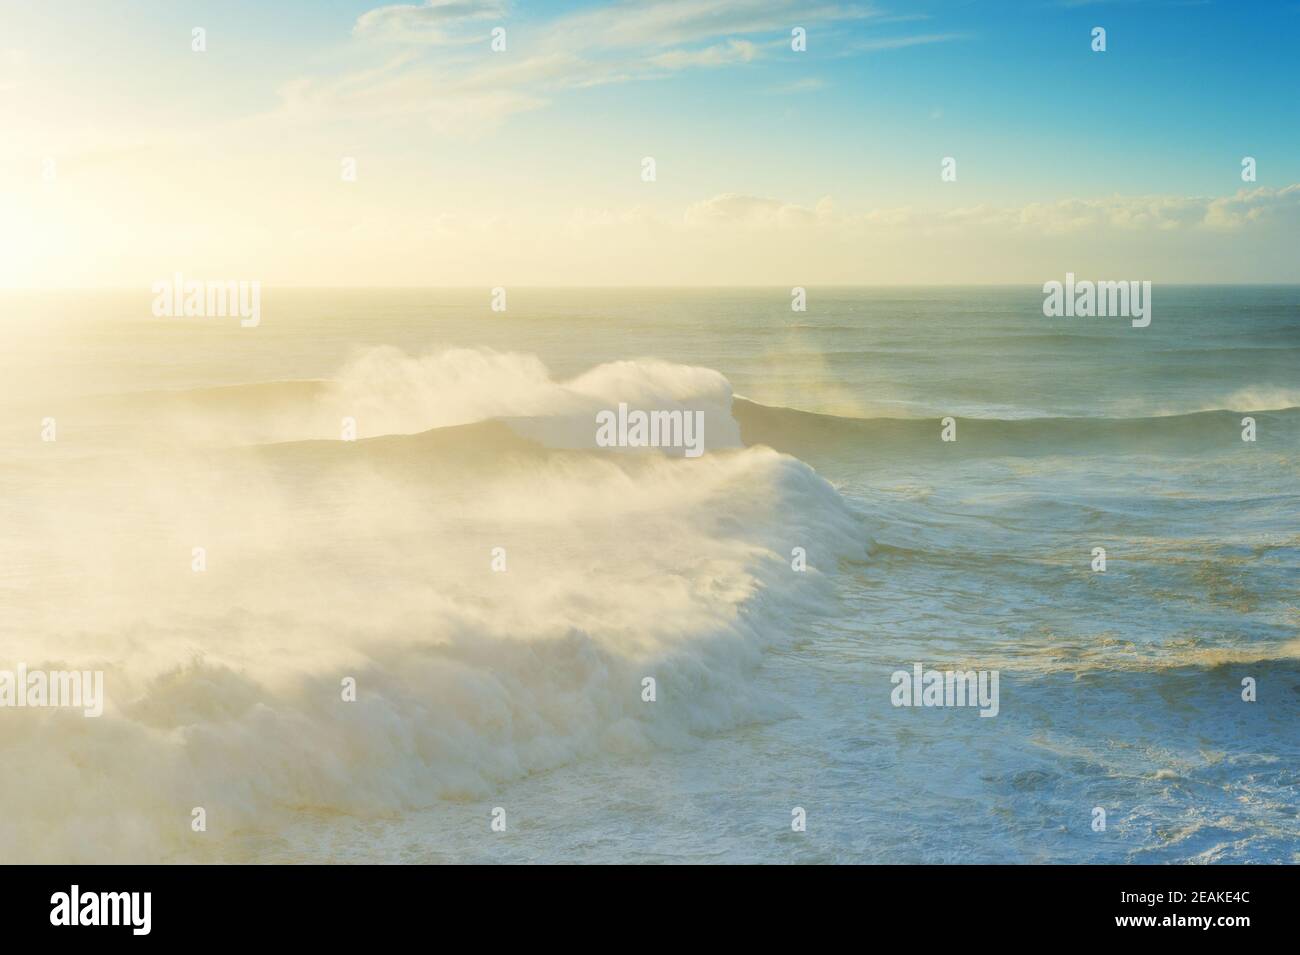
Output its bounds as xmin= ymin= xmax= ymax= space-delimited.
xmin=5 ymin=282 xmax=1300 ymax=293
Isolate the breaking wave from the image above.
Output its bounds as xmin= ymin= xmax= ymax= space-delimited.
xmin=0 ymin=348 xmax=867 ymax=862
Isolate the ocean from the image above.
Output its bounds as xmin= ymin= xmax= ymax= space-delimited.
xmin=0 ymin=286 xmax=1296 ymax=863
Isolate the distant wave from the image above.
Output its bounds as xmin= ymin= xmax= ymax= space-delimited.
xmin=48 ymin=372 xmax=1300 ymax=458
xmin=943 ymin=637 xmax=1300 ymax=678
xmin=733 ymin=397 xmax=1300 ymax=459
xmin=16 ymin=358 xmax=1295 ymax=477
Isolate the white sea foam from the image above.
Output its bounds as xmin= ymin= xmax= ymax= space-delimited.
xmin=0 ymin=349 xmax=866 ymax=862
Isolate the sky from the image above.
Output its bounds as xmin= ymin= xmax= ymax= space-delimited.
xmin=1 ymin=0 xmax=1298 ymax=287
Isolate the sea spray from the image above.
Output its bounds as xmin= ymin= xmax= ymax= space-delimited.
xmin=0 ymin=350 xmax=866 ymax=863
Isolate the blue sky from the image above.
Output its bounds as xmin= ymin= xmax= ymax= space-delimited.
xmin=2 ymin=0 xmax=1298 ymax=285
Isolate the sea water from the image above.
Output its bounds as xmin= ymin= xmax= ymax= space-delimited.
xmin=0 ymin=287 xmax=1295 ymax=863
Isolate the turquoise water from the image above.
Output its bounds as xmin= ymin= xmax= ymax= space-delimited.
xmin=1 ymin=287 xmax=1296 ymax=863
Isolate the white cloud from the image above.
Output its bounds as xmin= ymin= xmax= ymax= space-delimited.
xmin=649 ymin=39 xmax=760 ymax=70
xmin=539 ymin=0 xmax=874 ymax=51
xmin=994 ymin=187 xmax=1300 ymax=235
xmin=313 ymin=0 xmax=950 ymax=133
xmin=636 ymin=186 xmax=1300 ymax=237
xmin=684 ymin=193 xmax=834 ymax=227
xmin=354 ymin=0 xmax=506 ymax=43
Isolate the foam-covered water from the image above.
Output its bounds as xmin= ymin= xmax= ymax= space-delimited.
xmin=0 ymin=287 xmax=1296 ymax=863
